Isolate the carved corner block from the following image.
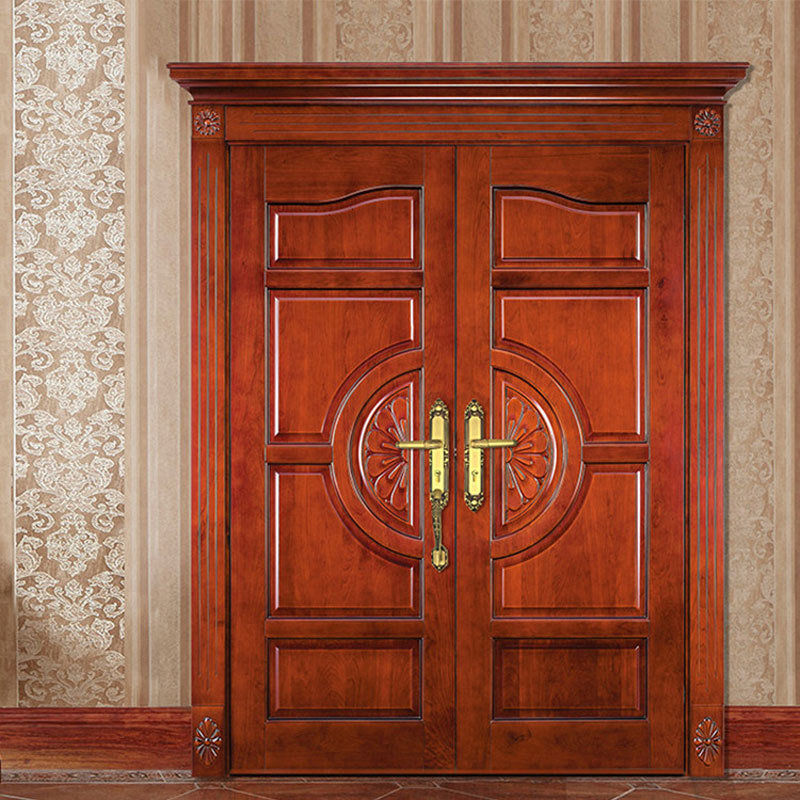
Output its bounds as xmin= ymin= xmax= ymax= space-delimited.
xmin=192 ymin=105 xmax=224 ymax=139
xmin=692 ymin=106 xmax=722 ymax=139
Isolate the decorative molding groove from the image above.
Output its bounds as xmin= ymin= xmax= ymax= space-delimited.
xmin=0 ymin=708 xmax=191 ymax=770
xmin=694 ymin=716 xmax=722 ymax=765
xmin=693 ymin=107 xmax=722 ymax=137
xmin=193 ymin=107 xmax=222 ymax=137
xmin=688 ymin=139 xmax=725 ymax=776
xmin=189 ymin=111 xmax=228 ymax=775
xmin=193 ymin=716 xmax=222 ymax=766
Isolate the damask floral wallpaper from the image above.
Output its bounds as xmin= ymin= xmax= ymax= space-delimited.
xmin=3 ymin=0 xmax=797 ymax=707
xmin=13 ymin=0 xmax=125 ymax=705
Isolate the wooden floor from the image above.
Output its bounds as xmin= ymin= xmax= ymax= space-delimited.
xmin=0 ymin=775 xmax=798 ymax=799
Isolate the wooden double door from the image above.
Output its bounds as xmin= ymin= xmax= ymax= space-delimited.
xmin=229 ymin=143 xmax=685 ymax=773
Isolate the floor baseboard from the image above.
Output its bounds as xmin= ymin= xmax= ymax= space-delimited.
xmin=0 ymin=707 xmax=191 ymax=771
xmin=0 ymin=705 xmax=796 ymax=771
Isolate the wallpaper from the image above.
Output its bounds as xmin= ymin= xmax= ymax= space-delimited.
xmin=12 ymin=0 xmax=126 ymax=705
xmin=3 ymin=0 xmax=797 ymax=707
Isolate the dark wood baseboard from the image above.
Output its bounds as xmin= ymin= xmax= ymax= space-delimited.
xmin=0 ymin=707 xmax=191 ymax=770
xmin=726 ymin=706 xmax=800 ymax=769
xmin=0 ymin=705 xmax=795 ymax=772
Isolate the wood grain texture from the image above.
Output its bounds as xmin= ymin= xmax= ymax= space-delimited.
xmin=725 ymin=706 xmax=800 ymax=768
xmin=229 ymin=144 xmax=456 ymax=773
xmin=0 ymin=708 xmax=191 ymax=770
xmin=167 ymin=62 xmax=749 ymax=104
xmin=688 ymin=138 xmax=726 ymax=777
xmin=171 ymin=64 xmax=747 ymax=777
xmin=190 ymin=136 xmax=228 ymax=777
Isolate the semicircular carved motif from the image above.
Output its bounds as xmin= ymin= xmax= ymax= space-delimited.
xmin=330 ymin=353 xmax=424 ymax=558
xmin=490 ymin=356 xmax=585 ymax=560
xmin=504 ymin=390 xmax=556 ymax=518
xmin=359 ymin=383 xmax=413 ymax=524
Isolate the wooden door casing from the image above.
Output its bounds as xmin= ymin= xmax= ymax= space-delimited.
xmin=229 ymin=145 xmax=456 ymax=772
xmin=169 ymin=63 xmax=748 ymax=778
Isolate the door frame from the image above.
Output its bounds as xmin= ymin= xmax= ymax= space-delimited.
xmin=167 ymin=62 xmax=748 ymax=778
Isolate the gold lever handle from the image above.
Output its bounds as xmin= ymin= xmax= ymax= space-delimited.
xmin=398 ymin=400 xmax=449 ymax=571
xmin=464 ymin=400 xmax=515 ymax=511
xmin=396 ymin=440 xmax=442 ymax=450
xmin=471 ymin=438 xmax=516 ymax=449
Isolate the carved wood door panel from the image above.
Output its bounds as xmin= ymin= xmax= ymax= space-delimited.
xmin=229 ymin=145 xmax=456 ymax=772
xmin=454 ymin=146 xmax=685 ymax=772
xmin=230 ymin=143 xmax=685 ymax=774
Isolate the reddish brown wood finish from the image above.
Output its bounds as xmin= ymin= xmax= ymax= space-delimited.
xmin=229 ymin=145 xmax=456 ymax=773
xmin=169 ymin=63 xmax=748 ymax=778
xmin=190 ymin=120 xmax=228 ymax=777
xmin=0 ymin=708 xmax=191 ymax=770
xmin=454 ymin=145 xmax=685 ymax=773
xmin=168 ymin=62 xmax=748 ymax=104
xmin=0 ymin=705 xmax=791 ymax=772
xmin=688 ymin=131 xmax=726 ymax=778
xmin=725 ymin=707 xmax=800 ymax=769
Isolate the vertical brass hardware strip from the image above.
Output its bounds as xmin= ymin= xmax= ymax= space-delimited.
xmin=464 ymin=399 xmax=516 ymax=511
xmin=396 ymin=399 xmax=450 ymax=571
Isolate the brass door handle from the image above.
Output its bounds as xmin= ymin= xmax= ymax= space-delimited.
xmin=395 ymin=399 xmax=449 ymax=571
xmin=471 ymin=438 xmax=516 ymax=449
xmin=396 ymin=440 xmax=441 ymax=450
xmin=464 ymin=400 xmax=516 ymax=511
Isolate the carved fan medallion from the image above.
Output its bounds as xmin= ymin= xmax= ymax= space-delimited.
xmin=359 ymin=382 xmax=415 ymax=525
xmin=504 ymin=389 xmax=556 ymax=521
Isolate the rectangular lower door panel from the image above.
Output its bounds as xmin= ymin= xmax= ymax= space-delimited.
xmin=269 ymin=639 xmax=421 ymax=718
xmin=493 ymin=638 xmax=646 ymax=719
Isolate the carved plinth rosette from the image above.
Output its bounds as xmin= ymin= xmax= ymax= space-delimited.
xmin=693 ymin=717 xmax=721 ymax=766
xmin=194 ymin=716 xmax=222 ymax=766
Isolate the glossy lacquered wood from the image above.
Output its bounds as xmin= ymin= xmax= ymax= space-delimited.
xmin=454 ymin=145 xmax=685 ymax=773
xmin=229 ymin=145 xmax=456 ymax=773
xmin=171 ymin=63 xmax=747 ymax=778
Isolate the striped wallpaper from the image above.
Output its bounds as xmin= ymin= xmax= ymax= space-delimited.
xmin=3 ymin=0 xmax=797 ymax=707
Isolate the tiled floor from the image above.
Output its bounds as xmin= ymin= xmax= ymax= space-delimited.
xmin=0 ymin=775 xmax=799 ymax=800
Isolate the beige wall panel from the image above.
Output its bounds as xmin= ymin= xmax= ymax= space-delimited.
xmin=641 ymin=0 xmax=680 ymax=61
xmin=126 ymin=0 xmax=192 ymax=708
xmin=529 ymin=0 xmax=595 ymax=62
xmin=335 ymin=0 xmax=413 ymax=61
xmin=462 ymin=0 xmax=501 ymax=61
xmin=771 ymin=0 xmax=797 ymax=705
xmin=254 ymin=0 xmax=303 ymax=62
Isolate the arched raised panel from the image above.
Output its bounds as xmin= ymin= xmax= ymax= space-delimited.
xmin=269 ymin=188 xmax=421 ymax=269
xmin=494 ymin=189 xmax=645 ymax=268
xmin=496 ymin=290 xmax=646 ymax=442
xmin=269 ymin=290 xmax=419 ymax=442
